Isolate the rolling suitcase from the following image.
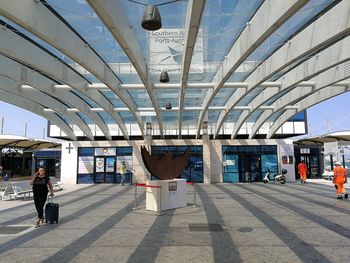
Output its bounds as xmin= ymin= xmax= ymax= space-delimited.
xmin=45 ymin=196 xmax=59 ymax=223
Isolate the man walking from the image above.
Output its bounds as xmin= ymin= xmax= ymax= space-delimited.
xmin=333 ymin=161 xmax=348 ymax=199
xmin=298 ymin=160 xmax=308 ymax=183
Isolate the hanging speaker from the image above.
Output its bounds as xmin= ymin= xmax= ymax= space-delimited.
xmin=165 ymin=102 xmax=172 ymax=110
xmin=160 ymin=71 xmax=169 ymax=83
xmin=141 ymin=5 xmax=162 ymax=31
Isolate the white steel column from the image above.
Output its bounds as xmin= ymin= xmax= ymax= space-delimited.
xmin=195 ymin=0 xmax=308 ymax=137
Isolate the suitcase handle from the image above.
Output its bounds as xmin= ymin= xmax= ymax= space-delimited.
xmin=47 ymin=195 xmax=53 ymax=203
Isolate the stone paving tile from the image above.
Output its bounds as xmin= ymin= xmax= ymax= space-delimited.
xmin=0 ymin=181 xmax=349 ymax=262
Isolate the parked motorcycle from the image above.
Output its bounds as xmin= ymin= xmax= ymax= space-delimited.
xmin=263 ymin=169 xmax=287 ymax=184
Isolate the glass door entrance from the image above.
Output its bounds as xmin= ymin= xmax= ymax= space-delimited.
xmin=239 ymin=155 xmax=261 ymax=182
xmin=94 ymin=156 xmax=116 ymax=183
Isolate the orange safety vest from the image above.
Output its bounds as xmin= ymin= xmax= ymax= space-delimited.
xmin=334 ymin=166 xmax=346 ymax=184
xmin=298 ymin=163 xmax=307 ymax=173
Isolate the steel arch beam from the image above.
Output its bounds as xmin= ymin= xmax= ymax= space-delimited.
xmin=249 ymin=62 xmax=350 ymax=138
xmin=0 ymin=90 xmax=76 ymax=140
xmin=0 ymin=0 xmax=142 ymax=137
xmin=267 ymin=82 xmax=350 ymax=139
xmin=87 ymin=0 xmax=164 ymax=136
xmin=249 ymin=38 xmax=350 ymax=138
xmin=216 ymin=1 xmax=350 ymax=138
xmin=178 ymin=0 xmax=206 ymax=137
xmin=0 ymin=76 xmax=94 ymax=140
xmin=195 ymin=0 xmax=308 ymax=137
xmin=0 ymin=25 xmax=126 ymax=140
xmin=0 ymin=52 xmax=125 ymax=140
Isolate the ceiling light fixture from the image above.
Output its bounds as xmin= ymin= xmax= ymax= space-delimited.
xmin=160 ymin=70 xmax=169 ymax=83
xmin=142 ymin=5 xmax=162 ymax=31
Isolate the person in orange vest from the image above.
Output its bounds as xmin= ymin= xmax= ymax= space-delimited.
xmin=333 ymin=161 xmax=348 ymax=200
xmin=298 ymin=160 xmax=308 ymax=184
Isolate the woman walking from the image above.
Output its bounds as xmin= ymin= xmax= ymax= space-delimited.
xmin=30 ymin=167 xmax=54 ymax=226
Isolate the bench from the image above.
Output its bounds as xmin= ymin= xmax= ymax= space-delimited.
xmin=11 ymin=181 xmax=33 ymax=200
xmin=0 ymin=181 xmax=11 ymax=191
xmin=50 ymin=177 xmax=63 ymax=191
xmin=0 ymin=183 xmax=14 ymax=200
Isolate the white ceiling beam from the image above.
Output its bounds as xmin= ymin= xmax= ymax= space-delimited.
xmin=178 ymin=0 xmax=206 ymax=137
xmin=267 ymin=81 xmax=350 ymax=138
xmin=249 ymin=37 xmax=350 ymax=138
xmin=87 ymin=0 xmax=164 ymax=137
xmin=0 ymin=89 xmax=76 ymax=140
xmin=196 ymin=0 xmax=309 ymax=137
xmin=217 ymin=1 xmax=350 ymax=138
xmin=0 ymin=24 xmax=129 ymax=140
xmin=0 ymin=0 xmax=140 ymax=138
xmin=0 ymin=76 xmax=94 ymax=140
xmin=0 ymin=52 xmax=121 ymax=140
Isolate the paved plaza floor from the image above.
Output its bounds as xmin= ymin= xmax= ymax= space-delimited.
xmin=0 ymin=179 xmax=349 ymax=263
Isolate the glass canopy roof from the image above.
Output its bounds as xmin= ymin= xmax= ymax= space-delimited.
xmin=0 ymin=0 xmax=348 ymax=140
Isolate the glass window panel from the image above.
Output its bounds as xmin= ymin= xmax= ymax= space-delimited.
xmin=237 ymin=88 xmax=264 ymax=106
xmin=119 ymin=111 xmax=137 ymax=124
xmin=156 ymin=89 xmax=179 ymax=108
xmin=120 ymin=0 xmax=187 ymax=84
xmin=261 ymin=154 xmax=278 ymax=174
xmin=208 ymin=111 xmax=221 ymax=123
xmin=184 ymin=89 xmax=207 ymax=107
xmin=160 ymin=111 xmax=178 ymax=125
xmin=150 ymin=145 xmax=203 ymax=182
xmin=55 ymin=113 xmax=73 ymax=125
xmin=237 ymin=0 xmax=333 ymax=81
xmin=97 ymin=112 xmax=115 ymax=125
xmin=226 ymin=110 xmax=242 ymax=122
xmin=100 ymin=91 xmax=126 ymax=108
xmin=128 ymin=90 xmax=152 ymax=108
xmin=70 ymin=91 xmax=99 ymax=108
xmin=77 ymin=112 xmax=94 ymax=125
xmin=196 ymin=0 xmax=263 ymax=82
xmin=78 ymin=147 xmax=94 ymax=156
xmin=46 ymin=0 xmax=142 ymax=84
xmin=211 ymin=88 xmax=236 ymax=106
xmin=247 ymin=109 xmax=264 ymax=122
xmin=289 ymin=111 xmax=305 ymax=121
xmin=182 ymin=111 xmax=200 ymax=125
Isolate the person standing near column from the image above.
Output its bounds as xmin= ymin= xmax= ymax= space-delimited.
xmin=333 ymin=162 xmax=348 ymax=200
xmin=30 ymin=167 xmax=54 ymax=226
xmin=120 ymin=161 xmax=126 ymax=186
xmin=298 ymin=160 xmax=308 ymax=183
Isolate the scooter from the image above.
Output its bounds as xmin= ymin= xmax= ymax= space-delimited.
xmin=263 ymin=169 xmax=287 ymax=184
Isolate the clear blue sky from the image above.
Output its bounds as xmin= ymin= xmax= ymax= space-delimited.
xmin=0 ymin=91 xmax=349 ymax=139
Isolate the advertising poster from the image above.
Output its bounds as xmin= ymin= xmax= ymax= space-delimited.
xmin=94 ymin=147 xmax=116 ymax=156
xmin=78 ymin=156 xmax=94 ymax=174
xmin=95 ymin=157 xmax=105 ymax=173
xmin=149 ymin=28 xmax=203 ymax=74
xmin=106 ymin=157 xmax=115 ymax=173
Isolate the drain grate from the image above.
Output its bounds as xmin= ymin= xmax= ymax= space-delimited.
xmin=0 ymin=226 xmax=32 ymax=235
xmin=237 ymin=227 xmax=253 ymax=233
xmin=189 ymin=223 xmax=224 ymax=232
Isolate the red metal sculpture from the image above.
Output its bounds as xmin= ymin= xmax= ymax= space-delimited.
xmin=141 ymin=146 xmax=190 ymax=180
